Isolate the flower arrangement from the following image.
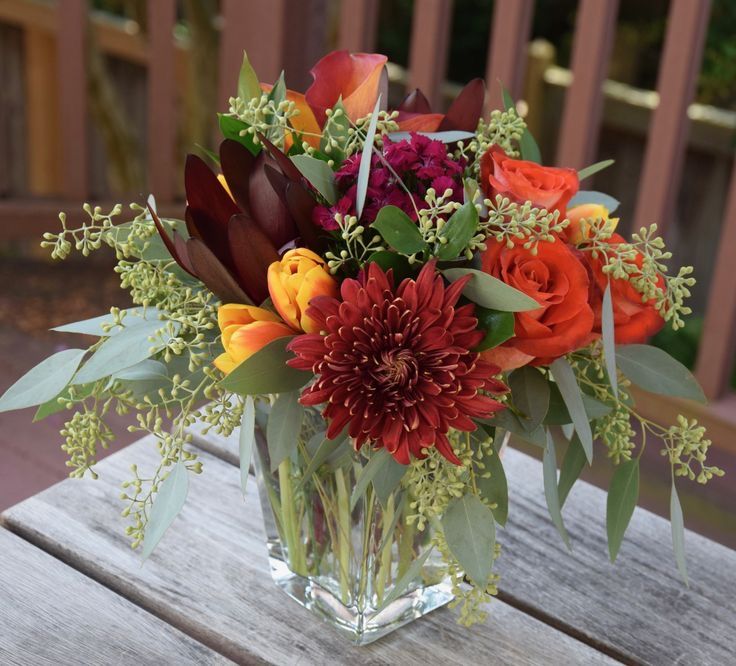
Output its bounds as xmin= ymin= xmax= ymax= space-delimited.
xmin=0 ymin=50 xmax=723 ymax=642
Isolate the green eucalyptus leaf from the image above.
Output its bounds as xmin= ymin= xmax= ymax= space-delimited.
xmin=550 ymin=358 xmax=593 ymax=464
xmin=218 ymin=114 xmax=260 ymax=155
xmin=377 ymin=546 xmax=433 ymax=609
xmin=577 ymin=159 xmax=614 ymax=182
xmin=290 ymin=154 xmax=337 ymax=204
xmin=474 ymin=308 xmax=515 ymax=351
xmin=356 ymin=95 xmax=382 ymax=219
xmin=141 ymin=461 xmax=189 ymax=560
xmin=487 ymin=409 xmax=546 ymax=447
xmin=509 ymin=366 xmax=549 ymax=431
xmin=601 ymin=282 xmax=619 ymax=399
xmin=220 ymin=336 xmax=310 ymax=396
xmin=501 ymin=86 xmax=541 ymax=162
xmin=558 ymin=434 xmax=587 ymax=507
xmin=442 ymin=268 xmax=539 ymax=312
xmin=372 ymin=206 xmax=427 ymax=255
xmin=350 ymin=448 xmax=392 ymax=511
xmin=472 ymin=429 xmax=509 ymax=526
xmin=52 ymin=308 xmax=147 ymax=335
xmin=543 ymin=430 xmax=571 ymax=549
xmin=607 ymin=458 xmax=639 ymax=562
xmin=372 ymin=456 xmax=407 ymax=510
xmin=442 ymin=493 xmax=496 ymax=588
xmin=299 ymin=429 xmax=349 ymax=489
xmin=436 ymin=203 xmax=478 ymax=260
xmin=670 ymin=482 xmax=689 ymax=585
xmin=267 ymin=391 xmax=305 ymax=472
xmin=112 ymin=359 xmax=168 ymax=382
xmin=239 ymin=396 xmax=256 ymax=496
xmin=616 ymin=344 xmax=706 ymax=403
xmin=544 ymin=384 xmax=612 ymax=424
xmin=33 ymin=383 xmax=95 ymax=422
xmin=0 ymin=348 xmax=87 ymax=413
xmin=237 ymin=52 xmax=261 ymax=100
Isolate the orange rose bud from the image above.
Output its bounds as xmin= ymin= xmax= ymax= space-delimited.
xmin=214 ymin=304 xmax=293 ymax=375
xmin=267 ymin=248 xmax=338 ymax=334
xmin=566 ymin=203 xmax=618 ymax=244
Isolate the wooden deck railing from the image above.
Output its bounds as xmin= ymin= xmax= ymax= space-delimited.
xmin=2 ymin=0 xmax=734 ymax=447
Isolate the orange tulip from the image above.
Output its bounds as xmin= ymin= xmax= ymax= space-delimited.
xmin=305 ymin=51 xmax=387 ymax=126
xmin=261 ymin=83 xmax=321 ymax=150
xmin=214 ymin=304 xmax=294 ymax=374
xmin=565 ymin=203 xmax=618 ymax=244
xmin=267 ymin=248 xmax=338 ymax=333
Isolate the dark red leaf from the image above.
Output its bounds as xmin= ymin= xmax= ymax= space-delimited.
xmin=439 ymin=78 xmax=485 ymax=132
xmin=184 ymin=153 xmax=240 ymax=234
xmin=148 ymin=204 xmax=196 ymax=276
xmin=186 ymin=237 xmax=252 ymax=304
xmin=219 ymin=139 xmax=255 ymax=214
xmin=248 ymin=152 xmax=298 ymax=250
xmin=397 ymin=88 xmax=433 ymax=114
xmin=285 ymin=182 xmax=322 ymax=251
xmin=256 ymin=133 xmax=303 ymax=183
xmin=228 ymin=214 xmax=279 ymax=304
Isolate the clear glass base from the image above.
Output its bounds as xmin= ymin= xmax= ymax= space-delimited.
xmin=267 ymin=553 xmax=454 ymax=645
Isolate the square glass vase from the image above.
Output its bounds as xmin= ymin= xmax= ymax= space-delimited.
xmin=252 ymin=403 xmax=453 ymax=645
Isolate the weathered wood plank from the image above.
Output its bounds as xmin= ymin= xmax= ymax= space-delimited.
xmin=0 ymin=528 xmax=229 ymax=665
xmin=498 ymin=447 xmax=736 ymax=665
xmin=1 ymin=438 xmax=614 ymax=665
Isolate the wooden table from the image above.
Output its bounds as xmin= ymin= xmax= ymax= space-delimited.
xmin=1 ymin=426 xmax=734 ymax=665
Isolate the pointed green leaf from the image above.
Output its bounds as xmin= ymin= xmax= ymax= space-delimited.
xmin=474 ymin=307 xmax=515 ymax=351
xmin=558 ymin=434 xmax=587 ymax=507
xmin=267 ymin=391 xmax=305 ymax=472
xmin=372 ymin=205 xmax=427 ymax=255
xmin=670 ymin=482 xmax=689 ymax=585
xmin=237 ymin=52 xmax=260 ymax=100
xmin=112 ymin=359 xmax=168 ymax=382
xmin=299 ymin=429 xmax=349 ymax=489
xmin=378 ymin=546 xmax=434 ymax=609
xmin=52 ymin=308 xmax=146 ymax=335
xmin=219 ymin=336 xmax=310 ymax=396
xmin=239 ymin=396 xmax=256 ymax=496
xmin=350 ymin=448 xmax=392 ymax=510
xmin=290 ymin=154 xmax=337 ymax=204
xmin=601 ymin=282 xmax=619 ymax=400
xmin=544 ymin=384 xmax=612 ymax=425
xmin=501 ymin=86 xmax=541 ymax=162
xmin=372 ymin=456 xmax=407 ymax=510
xmin=577 ymin=159 xmax=614 ymax=182
xmin=0 ymin=348 xmax=87 ymax=413
xmin=550 ymin=358 xmax=593 ymax=463
xmin=142 ymin=461 xmax=189 ymax=560
xmin=33 ymin=383 xmax=95 ymax=422
xmin=356 ymin=95 xmax=382 ymax=219
xmin=442 ymin=267 xmax=540 ymax=312
xmin=487 ymin=409 xmax=546 ymax=447
xmin=218 ymin=114 xmax=260 ymax=155
xmin=366 ymin=250 xmax=413 ymax=281
xmin=509 ymin=366 xmax=550 ymax=431
xmin=607 ymin=458 xmax=639 ymax=562
xmin=616 ymin=344 xmax=706 ymax=403
xmin=436 ymin=202 xmax=478 ymax=260
xmin=543 ymin=430 xmax=571 ymax=549
xmin=442 ymin=493 xmax=496 ymax=587
xmin=473 ymin=429 xmax=509 ymax=526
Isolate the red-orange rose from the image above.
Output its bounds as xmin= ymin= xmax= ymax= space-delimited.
xmin=585 ymin=233 xmax=665 ymax=344
xmin=480 ymin=145 xmax=579 ymax=213
xmin=480 ymin=239 xmax=594 ymax=369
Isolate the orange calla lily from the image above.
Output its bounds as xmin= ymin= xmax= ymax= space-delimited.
xmin=305 ymin=51 xmax=387 ymax=126
xmin=261 ymin=83 xmax=321 ymax=150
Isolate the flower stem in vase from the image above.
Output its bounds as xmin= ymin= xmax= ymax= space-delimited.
xmin=375 ymin=493 xmax=395 ymax=604
xmin=334 ymin=467 xmax=352 ymax=604
xmin=278 ymin=458 xmax=307 ymax=576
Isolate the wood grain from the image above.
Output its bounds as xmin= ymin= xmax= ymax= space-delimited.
xmin=0 ymin=528 xmax=228 ymax=665
xmin=498 ymin=447 xmax=736 ymax=665
xmin=2 ymin=437 xmax=614 ymax=665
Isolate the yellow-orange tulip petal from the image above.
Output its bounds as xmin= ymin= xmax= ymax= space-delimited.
xmin=226 ymin=320 xmax=294 ymax=366
xmin=296 ymin=265 xmax=339 ymax=333
xmin=214 ymin=352 xmax=237 ymax=375
xmin=217 ymin=303 xmax=280 ymax=331
xmin=305 ymin=51 xmax=388 ymax=126
xmin=566 ymin=203 xmax=618 ymax=244
xmin=267 ymin=262 xmax=300 ymax=330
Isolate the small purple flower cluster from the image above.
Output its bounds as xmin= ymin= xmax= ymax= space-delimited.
xmin=313 ymin=133 xmax=465 ymax=230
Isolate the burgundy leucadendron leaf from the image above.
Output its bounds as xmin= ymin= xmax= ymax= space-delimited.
xmin=285 ymin=182 xmax=321 ymax=251
xmin=219 ymin=139 xmax=255 ymax=214
xmin=398 ymin=88 xmax=432 ymax=114
xmin=148 ymin=204 xmax=195 ymax=276
xmin=185 ymin=237 xmax=251 ymax=304
xmin=256 ymin=133 xmax=303 ymax=183
xmin=439 ymin=78 xmax=485 ymax=132
xmin=228 ymin=214 xmax=278 ymax=304
xmin=184 ymin=154 xmax=240 ymax=233
xmin=248 ymin=153 xmax=298 ymax=251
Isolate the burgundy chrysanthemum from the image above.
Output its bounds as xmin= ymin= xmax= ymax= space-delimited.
xmin=287 ymin=261 xmax=507 ymax=465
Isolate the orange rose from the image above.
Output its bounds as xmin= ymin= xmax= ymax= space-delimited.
xmin=305 ymin=51 xmax=387 ymax=125
xmin=564 ymin=203 xmax=618 ymax=245
xmin=480 ymin=239 xmax=594 ymax=369
xmin=480 ymin=145 xmax=578 ymax=213
xmin=267 ymin=248 xmax=338 ymax=333
xmin=585 ymin=233 xmax=665 ymax=344
xmin=214 ymin=304 xmax=294 ymax=374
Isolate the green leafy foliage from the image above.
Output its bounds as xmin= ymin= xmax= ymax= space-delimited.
xmin=601 ymin=282 xmax=619 ymax=399
xmin=442 ymin=493 xmax=496 ymax=588
xmin=670 ymin=482 xmax=689 ymax=585
xmin=218 ymin=114 xmax=260 ymax=155
xmin=267 ymin=392 xmax=305 ymax=472
xmin=0 ymin=349 xmax=87 ymax=413
xmin=544 ymin=383 xmax=612 ymax=425
xmin=577 ymin=159 xmax=615 ymax=182
xmin=356 ymin=95 xmax=382 ymax=219
xmin=509 ymin=366 xmax=550 ymax=431
xmin=290 ymin=154 xmax=337 ymax=204
xmin=237 ymin=51 xmax=261 ymax=101
xmin=543 ymin=431 xmax=571 ymax=549
xmin=52 ymin=307 xmax=146 ymax=335
xmin=442 ymin=268 xmax=540 ymax=312
xmin=616 ymin=344 xmax=706 ymax=403
xmin=366 ymin=251 xmax=413 ymax=281
xmin=558 ymin=434 xmax=587 ymax=507
xmin=220 ymin=337 xmax=310 ymax=395
xmin=372 ymin=456 xmax=408 ymax=510
xmin=501 ymin=87 xmax=541 ymax=163
xmin=474 ymin=430 xmax=509 ymax=526
xmin=607 ymin=458 xmax=640 ymax=562
xmin=350 ymin=448 xmax=393 ymax=510
xmin=474 ymin=308 xmax=515 ymax=351
xmin=436 ymin=203 xmax=478 ymax=260
xmin=372 ymin=206 xmax=427 ymax=255
xmin=141 ymin=461 xmax=189 ymax=560
xmin=550 ymin=358 xmax=593 ymax=463
xmin=489 ymin=409 xmax=546 ymax=447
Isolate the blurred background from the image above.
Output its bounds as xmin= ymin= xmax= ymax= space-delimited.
xmin=0 ymin=0 xmax=733 ymax=546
